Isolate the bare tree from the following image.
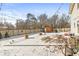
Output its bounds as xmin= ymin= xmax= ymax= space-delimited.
xmin=38 ymin=14 xmax=48 ymax=29
xmin=58 ymin=14 xmax=70 ymax=28
xmin=5 ymin=22 xmax=15 ymax=30
xmin=26 ymin=13 xmax=37 ymax=30
xmin=49 ymin=14 xmax=59 ymax=28
xmin=16 ymin=19 xmax=25 ymax=29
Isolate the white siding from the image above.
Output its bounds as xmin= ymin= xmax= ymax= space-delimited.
xmin=70 ymin=4 xmax=79 ymax=34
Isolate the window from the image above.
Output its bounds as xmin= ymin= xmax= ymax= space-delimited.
xmin=77 ymin=3 xmax=79 ymax=9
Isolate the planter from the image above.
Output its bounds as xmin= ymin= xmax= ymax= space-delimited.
xmin=39 ymin=32 xmax=43 ymax=35
xmin=25 ymin=34 xmax=28 ymax=39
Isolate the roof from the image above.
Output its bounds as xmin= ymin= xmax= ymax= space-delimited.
xmin=0 ymin=26 xmax=8 ymax=29
xmin=69 ymin=3 xmax=75 ymax=14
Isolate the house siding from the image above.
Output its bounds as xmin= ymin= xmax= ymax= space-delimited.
xmin=70 ymin=3 xmax=79 ymax=35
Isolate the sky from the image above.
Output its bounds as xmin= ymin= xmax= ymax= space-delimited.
xmin=0 ymin=3 xmax=69 ymax=25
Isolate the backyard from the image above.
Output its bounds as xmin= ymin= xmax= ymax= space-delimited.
xmin=0 ymin=32 xmax=79 ymax=56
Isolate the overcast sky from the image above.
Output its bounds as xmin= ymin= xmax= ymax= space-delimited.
xmin=0 ymin=3 xmax=69 ymax=25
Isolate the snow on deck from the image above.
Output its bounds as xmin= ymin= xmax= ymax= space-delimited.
xmin=0 ymin=33 xmax=65 ymax=56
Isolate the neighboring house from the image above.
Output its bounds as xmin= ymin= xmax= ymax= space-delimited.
xmin=0 ymin=26 xmax=7 ymax=30
xmin=69 ymin=3 xmax=79 ymax=35
xmin=44 ymin=25 xmax=53 ymax=32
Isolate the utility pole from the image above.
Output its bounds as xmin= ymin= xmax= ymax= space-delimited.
xmin=0 ymin=3 xmax=4 ymax=24
xmin=0 ymin=3 xmax=7 ymax=29
xmin=0 ymin=3 xmax=3 ymax=29
xmin=16 ymin=19 xmax=20 ymax=35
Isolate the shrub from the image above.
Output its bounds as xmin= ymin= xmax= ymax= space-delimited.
xmin=5 ymin=32 xmax=9 ymax=38
xmin=0 ymin=32 xmax=2 ymax=39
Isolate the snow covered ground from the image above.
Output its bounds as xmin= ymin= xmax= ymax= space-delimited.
xmin=0 ymin=33 xmax=65 ymax=56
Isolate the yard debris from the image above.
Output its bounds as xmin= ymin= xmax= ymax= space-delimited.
xmin=41 ymin=36 xmax=52 ymax=43
xmin=41 ymin=34 xmax=65 ymax=43
xmin=45 ymin=45 xmax=50 ymax=48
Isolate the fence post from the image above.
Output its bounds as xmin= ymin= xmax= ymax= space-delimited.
xmin=65 ymin=44 xmax=67 ymax=56
xmin=64 ymin=38 xmax=67 ymax=56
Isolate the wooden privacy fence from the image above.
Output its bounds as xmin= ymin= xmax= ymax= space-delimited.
xmin=0 ymin=28 xmax=70 ymax=37
xmin=53 ymin=28 xmax=70 ymax=32
xmin=0 ymin=29 xmax=40 ymax=37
